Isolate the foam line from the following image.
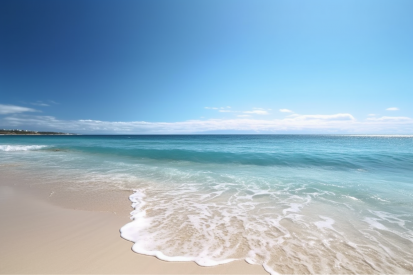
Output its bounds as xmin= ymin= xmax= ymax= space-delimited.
xmin=0 ymin=145 xmax=48 ymax=151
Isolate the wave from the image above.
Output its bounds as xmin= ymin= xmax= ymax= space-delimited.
xmin=68 ymin=146 xmax=413 ymax=172
xmin=0 ymin=145 xmax=49 ymax=151
xmin=120 ymin=187 xmax=413 ymax=275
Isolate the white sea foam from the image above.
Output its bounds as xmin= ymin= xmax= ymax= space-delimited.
xmin=120 ymin=185 xmax=413 ymax=274
xmin=0 ymin=145 xmax=48 ymax=151
xmin=343 ymin=195 xmax=360 ymax=201
xmin=120 ymin=190 xmax=237 ymax=266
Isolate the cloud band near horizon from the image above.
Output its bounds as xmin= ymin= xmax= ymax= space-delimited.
xmin=1 ymin=113 xmax=412 ymax=134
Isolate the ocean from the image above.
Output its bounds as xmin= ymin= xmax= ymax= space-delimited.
xmin=1 ymin=135 xmax=412 ymax=274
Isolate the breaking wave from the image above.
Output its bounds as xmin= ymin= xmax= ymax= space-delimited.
xmin=0 ymin=145 xmax=49 ymax=151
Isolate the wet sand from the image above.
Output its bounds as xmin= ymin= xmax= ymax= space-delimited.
xmin=0 ymin=176 xmax=266 ymax=274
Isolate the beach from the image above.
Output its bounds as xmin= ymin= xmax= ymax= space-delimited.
xmin=2 ymin=0 xmax=412 ymax=272
xmin=1 ymin=135 xmax=412 ymax=274
xmin=0 ymin=172 xmax=266 ymax=274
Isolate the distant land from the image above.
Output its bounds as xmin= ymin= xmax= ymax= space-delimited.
xmin=0 ymin=129 xmax=76 ymax=135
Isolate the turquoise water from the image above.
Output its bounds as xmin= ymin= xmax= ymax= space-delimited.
xmin=1 ymin=135 xmax=412 ymax=274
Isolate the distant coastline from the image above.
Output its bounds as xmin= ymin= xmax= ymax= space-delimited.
xmin=0 ymin=129 xmax=76 ymax=135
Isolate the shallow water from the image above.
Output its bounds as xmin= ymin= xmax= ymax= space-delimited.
xmin=1 ymin=135 xmax=412 ymax=274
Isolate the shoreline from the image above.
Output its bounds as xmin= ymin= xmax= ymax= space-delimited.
xmin=0 ymin=171 xmax=267 ymax=274
xmin=1 ymin=135 xmax=413 ymax=274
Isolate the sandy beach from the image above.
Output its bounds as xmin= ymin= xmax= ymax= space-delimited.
xmin=1 ymin=135 xmax=412 ymax=274
xmin=0 ymin=173 xmax=266 ymax=274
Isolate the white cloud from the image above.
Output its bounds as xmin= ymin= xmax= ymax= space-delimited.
xmin=0 ymin=104 xmax=38 ymax=115
xmin=367 ymin=116 xmax=411 ymax=121
xmin=237 ymin=115 xmax=251 ymax=118
xmin=206 ymin=106 xmax=233 ymax=112
xmin=31 ymin=101 xmax=49 ymax=107
xmin=206 ymin=106 xmax=233 ymax=110
xmin=279 ymin=109 xmax=293 ymax=113
xmin=206 ymin=106 xmax=271 ymax=115
xmin=287 ymin=114 xmax=300 ymax=118
xmin=244 ymin=110 xmax=269 ymax=115
xmin=291 ymin=113 xmax=355 ymax=121
xmin=3 ymin=113 xmax=412 ymax=134
xmin=368 ymin=114 xmax=376 ymax=116
xmin=386 ymin=107 xmax=399 ymax=111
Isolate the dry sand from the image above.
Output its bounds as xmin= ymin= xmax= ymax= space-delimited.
xmin=0 ymin=175 xmax=267 ymax=274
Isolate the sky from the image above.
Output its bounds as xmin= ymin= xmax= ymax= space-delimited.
xmin=1 ymin=0 xmax=412 ymax=134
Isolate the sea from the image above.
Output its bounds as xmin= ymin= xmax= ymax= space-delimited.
xmin=0 ymin=135 xmax=412 ymax=274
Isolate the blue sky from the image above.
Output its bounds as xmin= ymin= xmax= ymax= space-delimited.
xmin=1 ymin=0 xmax=412 ymax=134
